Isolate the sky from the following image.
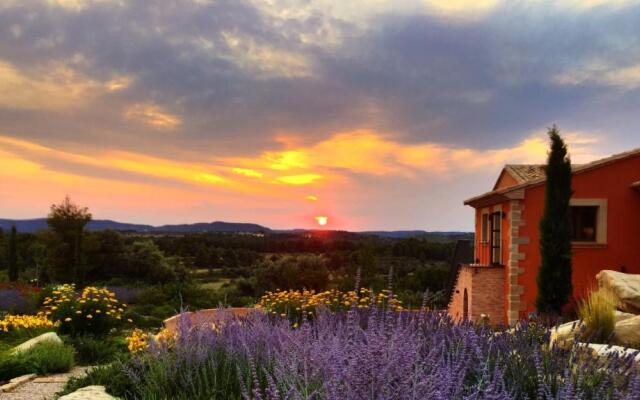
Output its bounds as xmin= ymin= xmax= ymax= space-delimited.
xmin=0 ymin=0 xmax=639 ymax=231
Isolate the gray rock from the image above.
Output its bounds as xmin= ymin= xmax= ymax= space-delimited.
xmin=12 ymin=332 xmax=62 ymax=354
xmin=58 ymin=385 xmax=118 ymax=399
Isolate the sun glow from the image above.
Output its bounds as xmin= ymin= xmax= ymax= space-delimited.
xmin=315 ymin=216 xmax=328 ymax=226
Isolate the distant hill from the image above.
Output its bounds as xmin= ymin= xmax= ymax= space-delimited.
xmin=0 ymin=219 xmax=271 ymax=234
xmin=0 ymin=218 xmax=471 ymax=239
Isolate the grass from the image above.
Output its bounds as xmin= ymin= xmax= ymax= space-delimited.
xmin=199 ymin=279 xmax=231 ymax=291
xmin=0 ymin=340 xmax=75 ymax=382
xmin=578 ymin=287 xmax=617 ymax=343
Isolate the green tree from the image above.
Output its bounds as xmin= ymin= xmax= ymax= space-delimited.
xmin=536 ymin=127 xmax=573 ymax=315
xmin=8 ymin=225 xmax=18 ymax=282
xmin=46 ymin=196 xmax=92 ymax=283
xmin=124 ymin=240 xmax=179 ymax=284
xmin=0 ymin=228 xmax=6 ymax=271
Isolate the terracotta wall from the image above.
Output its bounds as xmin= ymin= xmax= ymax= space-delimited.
xmin=517 ymin=154 xmax=640 ymax=319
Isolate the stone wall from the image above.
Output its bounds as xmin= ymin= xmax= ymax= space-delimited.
xmin=448 ymin=265 xmax=505 ymax=325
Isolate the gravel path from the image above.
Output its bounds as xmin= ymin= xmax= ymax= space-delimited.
xmin=1 ymin=367 xmax=91 ymax=400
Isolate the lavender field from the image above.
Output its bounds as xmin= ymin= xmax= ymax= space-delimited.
xmin=65 ymin=308 xmax=640 ymax=400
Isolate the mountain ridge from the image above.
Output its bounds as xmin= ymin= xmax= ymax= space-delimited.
xmin=0 ymin=218 xmax=472 ymax=238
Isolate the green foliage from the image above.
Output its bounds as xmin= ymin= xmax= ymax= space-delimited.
xmin=59 ymin=359 xmax=133 ymax=398
xmin=8 ymin=226 xmax=18 ymax=282
xmin=536 ymin=126 xmax=573 ymax=315
xmin=45 ymin=196 xmax=92 ymax=283
xmin=578 ymin=288 xmax=616 ymax=343
xmin=123 ymin=240 xmax=184 ymax=284
xmin=65 ymin=335 xmax=128 ymax=365
xmin=253 ymin=254 xmax=330 ymax=294
xmin=0 ymin=340 xmax=75 ymax=382
xmin=41 ymin=284 xmax=126 ymax=337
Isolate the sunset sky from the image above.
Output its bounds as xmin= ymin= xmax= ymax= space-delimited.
xmin=1 ymin=0 xmax=639 ymax=231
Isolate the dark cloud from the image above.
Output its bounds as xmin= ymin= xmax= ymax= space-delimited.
xmin=0 ymin=0 xmax=639 ymax=157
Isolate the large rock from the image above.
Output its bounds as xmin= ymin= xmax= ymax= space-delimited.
xmin=614 ymin=315 xmax=640 ymax=346
xmin=585 ymin=343 xmax=640 ymax=365
xmin=614 ymin=310 xmax=636 ymax=322
xmin=550 ymin=320 xmax=584 ymax=349
xmin=596 ymin=270 xmax=640 ymax=313
xmin=12 ymin=332 xmax=62 ymax=354
xmin=58 ymin=385 xmax=117 ymax=400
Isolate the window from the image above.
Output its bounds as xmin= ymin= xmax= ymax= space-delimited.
xmin=490 ymin=212 xmax=502 ymax=264
xmin=571 ymin=206 xmax=598 ymax=242
xmin=481 ymin=213 xmax=489 ymax=243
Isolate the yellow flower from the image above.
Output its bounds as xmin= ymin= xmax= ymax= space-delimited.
xmin=86 ymin=314 xmax=93 ymax=319
xmin=64 ymin=318 xmax=72 ymax=322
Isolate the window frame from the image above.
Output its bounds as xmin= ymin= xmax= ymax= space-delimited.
xmin=489 ymin=211 xmax=502 ymax=265
xmin=480 ymin=211 xmax=490 ymax=244
xmin=569 ymin=198 xmax=608 ymax=246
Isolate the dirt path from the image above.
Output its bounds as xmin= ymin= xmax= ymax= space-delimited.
xmin=0 ymin=367 xmax=91 ymax=400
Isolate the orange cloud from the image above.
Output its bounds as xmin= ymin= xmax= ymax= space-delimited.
xmin=0 ymin=129 xmax=603 ymax=228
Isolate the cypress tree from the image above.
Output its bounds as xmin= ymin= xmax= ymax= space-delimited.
xmin=536 ymin=126 xmax=573 ymax=315
xmin=8 ymin=225 xmax=18 ymax=282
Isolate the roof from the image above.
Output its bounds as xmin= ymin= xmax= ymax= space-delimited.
xmin=465 ymin=147 xmax=640 ymax=207
xmin=504 ymin=164 xmax=546 ymax=184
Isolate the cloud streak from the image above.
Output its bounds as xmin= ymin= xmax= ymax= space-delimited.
xmin=0 ymin=0 xmax=638 ymax=229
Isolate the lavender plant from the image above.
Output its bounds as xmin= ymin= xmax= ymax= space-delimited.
xmin=68 ymin=308 xmax=640 ymax=400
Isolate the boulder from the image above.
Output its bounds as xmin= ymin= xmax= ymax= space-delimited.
xmin=614 ymin=310 xmax=636 ymax=322
xmin=550 ymin=320 xmax=584 ymax=349
xmin=614 ymin=315 xmax=640 ymax=346
xmin=58 ymin=385 xmax=117 ymax=400
xmin=12 ymin=332 xmax=62 ymax=354
xmin=596 ymin=270 xmax=640 ymax=313
xmin=585 ymin=343 xmax=640 ymax=365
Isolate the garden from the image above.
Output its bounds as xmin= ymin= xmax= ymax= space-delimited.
xmin=1 ymin=281 xmax=640 ymax=399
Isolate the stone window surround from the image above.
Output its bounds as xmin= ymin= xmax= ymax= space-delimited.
xmin=569 ymin=198 xmax=608 ymax=246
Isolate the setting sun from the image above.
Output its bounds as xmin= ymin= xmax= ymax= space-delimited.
xmin=315 ymin=216 xmax=328 ymax=226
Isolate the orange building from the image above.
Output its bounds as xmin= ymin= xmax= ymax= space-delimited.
xmin=448 ymin=148 xmax=640 ymax=326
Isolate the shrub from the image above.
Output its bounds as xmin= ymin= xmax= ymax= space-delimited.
xmin=102 ymin=310 xmax=640 ymax=400
xmin=0 ymin=340 xmax=75 ymax=382
xmin=0 ymin=314 xmax=56 ymax=334
xmin=65 ymin=335 xmax=128 ymax=365
xmin=0 ymin=283 xmax=40 ymax=314
xmin=39 ymin=284 xmax=128 ymax=336
xmin=59 ymin=361 xmax=133 ymax=399
xmin=255 ymin=288 xmax=403 ymax=322
xmin=578 ymin=287 xmax=617 ymax=342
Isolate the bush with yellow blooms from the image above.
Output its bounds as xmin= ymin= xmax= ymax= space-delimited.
xmin=256 ymin=288 xmax=403 ymax=323
xmin=0 ymin=314 xmax=56 ymax=334
xmin=39 ymin=284 xmax=128 ymax=336
xmin=126 ymin=327 xmax=176 ymax=353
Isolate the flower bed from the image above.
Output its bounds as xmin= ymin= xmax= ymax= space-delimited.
xmin=65 ymin=308 xmax=640 ymax=399
xmin=39 ymin=284 xmax=129 ymax=336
